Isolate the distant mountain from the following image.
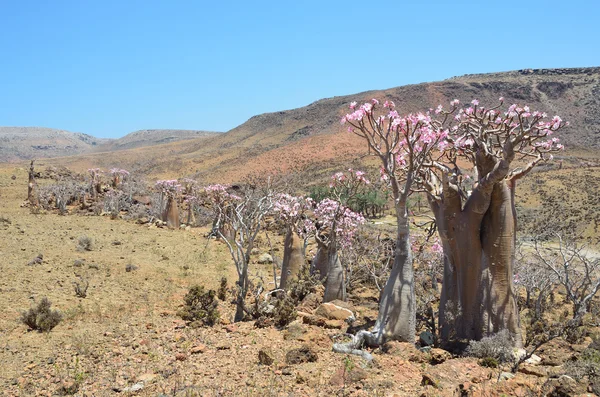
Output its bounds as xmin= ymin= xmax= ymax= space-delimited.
xmin=94 ymin=129 xmax=219 ymax=152
xmin=0 ymin=127 xmax=108 ymax=162
xmin=0 ymin=127 xmax=220 ymax=162
xmin=7 ymin=67 xmax=599 ymax=175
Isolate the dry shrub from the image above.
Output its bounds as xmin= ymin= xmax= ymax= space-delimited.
xmin=466 ymin=330 xmax=515 ymax=365
xmin=21 ymin=297 xmax=62 ymax=332
xmin=178 ymin=285 xmax=220 ymax=326
xmin=77 ymin=235 xmax=93 ymax=251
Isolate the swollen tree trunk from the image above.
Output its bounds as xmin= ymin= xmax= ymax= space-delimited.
xmin=434 ymin=179 xmax=522 ymax=347
xmin=162 ymin=196 xmax=180 ymax=229
xmin=480 ymin=180 xmax=522 ymax=346
xmin=27 ymin=160 xmax=38 ymax=206
xmin=371 ymin=210 xmax=416 ymax=343
xmin=323 ymin=245 xmax=345 ymax=302
xmin=279 ymin=228 xmax=305 ymax=290
xmin=311 ymin=241 xmax=329 ymax=281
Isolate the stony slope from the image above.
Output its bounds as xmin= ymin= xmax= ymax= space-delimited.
xmin=21 ymin=67 xmax=600 ymax=181
xmin=0 ymin=127 xmax=105 ymax=162
xmin=0 ymin=127 xmax=220 ymax=162
xmin=94 ymin=129 xmax=219 ymax=152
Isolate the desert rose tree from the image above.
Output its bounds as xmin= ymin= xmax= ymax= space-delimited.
xmin=155 ymin=179 xmax=181 ymax=229
xmin=337 ymin=100 xmax=447 ymax=345
xmin=312 ymin=170 xmax=367 ymax=302
xmin=204 ymin=183 xmax=274 ymax=322
xmin=272 ymin=193 xmax=315 ymax=290
xmin=421 ymin=99 xmax=566 ymax=346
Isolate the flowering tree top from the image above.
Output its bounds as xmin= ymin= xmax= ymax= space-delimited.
xmin=314 ymin=198 xmax=365 ymax=249
xmin=155 ymin=179 xmax=181 ymax=195
xmin=272 ymin=193 xmax=315 ymax=238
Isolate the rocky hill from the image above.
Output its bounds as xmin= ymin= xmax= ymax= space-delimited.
xmin=94 ymin=129 xmax=219 ymax=152
xmin=10 ymin=67 xmax=600 ymax=179
xmin=0 ymin=127 xmax=106 ymax=162
xmin=0 ymin=127 xmax=220 ymax=162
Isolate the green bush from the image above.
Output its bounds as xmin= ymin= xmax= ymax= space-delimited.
xmin=178 ymin=285 xmax=220 ymax=326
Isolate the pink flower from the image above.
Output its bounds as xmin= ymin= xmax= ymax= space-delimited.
xmin=471 ymin=99 xmax=479 ymax=106
xmin=349 ymin=101 xmax=357 ymax=109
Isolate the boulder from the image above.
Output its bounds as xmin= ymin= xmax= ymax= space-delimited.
xmin=257 ymin=253 xmax=273 ymax=264
xmin=314 ymin=302 xmax=355 ymax=322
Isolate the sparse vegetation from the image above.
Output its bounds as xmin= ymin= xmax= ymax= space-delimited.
xmin=21 ymin=297 xmax=63 ymax=332
xmin=77 ymin=235 xmax=93 ymax=251
xmin=178 ymin=285 xmax=220 ymax=326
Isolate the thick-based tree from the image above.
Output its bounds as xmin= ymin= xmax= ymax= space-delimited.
xmin=421 ymin=99 xmax=566 ymax=346
xmin=311 ymin=170 xmax=366 ymax=302
xmin=339 ymin=100 xmax=447 ymax=343
xmin=272 ymin=194 xmax=314 ymax=290
xmin=155 ymin=179 xmax=181 ymax=229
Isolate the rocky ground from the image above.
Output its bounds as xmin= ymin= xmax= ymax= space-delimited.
xmin=0 ymin=164 xmax=598 ymax=396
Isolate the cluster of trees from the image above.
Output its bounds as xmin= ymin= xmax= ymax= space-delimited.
xmin=26 ymin=97 xmax=600 ymax=356
xmin=336 ymin=98 xmax=568 ymax=351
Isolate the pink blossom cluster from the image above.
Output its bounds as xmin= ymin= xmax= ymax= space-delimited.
xmin=329 ymin=169 xmax=370 ymax=188
xmin=341 ymin=100 xmax=450 ymax=157
xmin=88 ymin=168 xmax=102 ymax=175
xmin=314 ymin=198 xmax=365 ymax=249
xmin=446 ymin=98 xmax=566 ymax=154
xmin=273 ymin=194 xmax=315 ymax=237
xmin=155 ymin=179 xmax=181 ymax=195
xmin=109 ymin=168 xmax=130 ymax=177
xmin=202 ymin=184 xmax=241 ymax=203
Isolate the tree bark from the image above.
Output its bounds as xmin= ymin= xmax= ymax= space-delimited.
xmin=279 ymin=228 xmax=305 ymax=290
xmin=323 ymin=245 xmax=345 ymax=302
xmin=371 ymin=210 xmax=416 ymax=343
xmin=27 ymin=160 xmax=38 ymax=206
xmin=435 ymin=179 xmax=522 ymax=347
xmin=480 ymin=180 xmax=522 ymax=346
xmin=162 ymin=196 xmax=180 ymax=229
xmin=311 ymin=241 xmax=329 ymax=281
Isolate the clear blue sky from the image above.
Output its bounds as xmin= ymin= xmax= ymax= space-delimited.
xmin=1 ymin=0 xmax=599 ymax=138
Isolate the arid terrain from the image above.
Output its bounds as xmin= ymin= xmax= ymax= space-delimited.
xmin=1 ymin=67 xmax=600 ymax=396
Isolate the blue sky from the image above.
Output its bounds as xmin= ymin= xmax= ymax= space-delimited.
xmin=1 ymin=0 xmax=599 ymax=138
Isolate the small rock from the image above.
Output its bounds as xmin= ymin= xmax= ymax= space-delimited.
xmin=190 ymin=344 xmax=207 ymax=354
xmin=125 ymin=264 xmax=138 ymax=272
xmin=122 ymin=382 xmax=144 ymax=392
xmin=285 ymin=345 xmax=318 ymax=365
xmin=258 ymin=349 xmax=275 ymax=366
xmin=330 ymin=365 xmax=368 ymax=386
xmin=314 ymin=302 xmax=355 ymax=322
xmin=429 ymin=348 xmax=452 ymax=365
xmin=257 ymin=253 xmax=273 ymax=264
xmin=297 ymin=293 xmax=321 ymax=312
xmin=175 ymin=353 xmax=187 ymax=361
xmin=499 ymin=372 xmax=515 ymax=381
xmin=224 ymin=324 xmax=238 ymax=333
xmin=419 ymin=331 xmax=435 ymax=347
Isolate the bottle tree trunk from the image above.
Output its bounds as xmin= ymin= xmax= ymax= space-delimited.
xmin=480 ymin=180 xmax=522 ymax=346
xmin=372 ymin=208 xmax=416 ymax=343
xmin=323 ymin=245 xmax=345 ymax=302
xmin=27 ymin=160 xmax=38 ymax=206
xmin=311 ymin=241 xmax=329 ymax=281
xmin=279 ymin=228 xmax=305 ymax=290
xmin=162 ymin=196 xmax=180 ymax=229
xmin=434 ymin=179 xmax=522 ymax=347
